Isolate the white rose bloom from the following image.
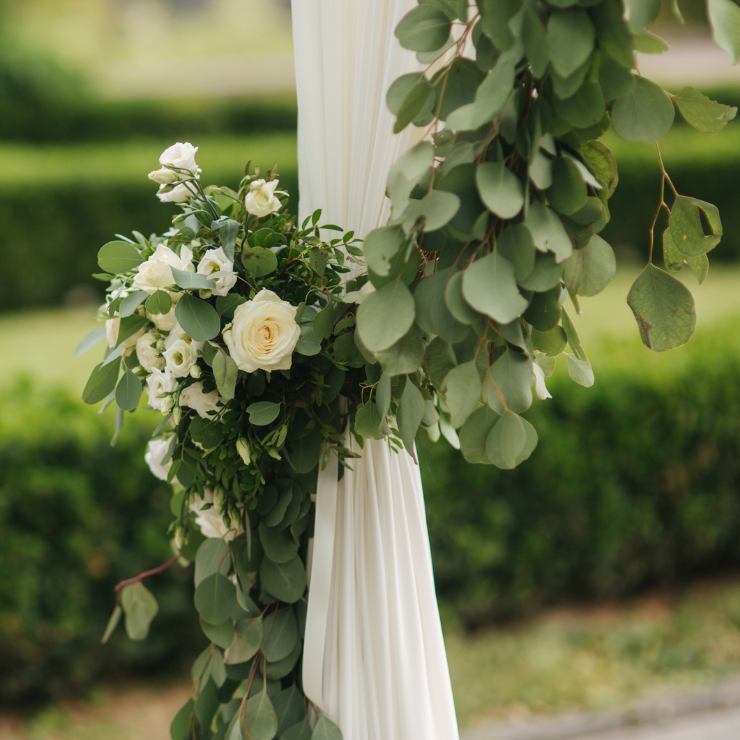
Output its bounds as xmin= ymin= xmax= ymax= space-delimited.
xmin=133 ymin=245 xmax=194 ymax=294
xmin=159 ymin=142 xmax=199 ymax=175
xmin=144 ymin=438 xmax=174 ymax=482
xmin=533 ymin=363 xmax=553 ymax=400
xmin=191 ymin=489 xmax=242 ymax=541
xmin=157 ymin=182 xmax=196 ymax=203
xmin=136 ymin=331 xmax=165 ymax=372
xmin=163 ymin=338 xmax=198 ymax=377
xmin=165 ymin=322 xmax=204 ymax=352
xmin=146 ymin=367 xmax=178 ymax=413
xmin=197 ymin=247 xmax=237 ymax=297
xmin=180 ymin=381 xmax=223 ymax=419
xmin=223 ymin=288 xmax=301 ymax=373
xmin=244 ymin=179 xmax=281 ymax=218
xmin=106 ymin=317 xmax=145 ymax=350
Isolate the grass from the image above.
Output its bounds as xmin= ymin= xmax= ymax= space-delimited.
xmin=2 ymin=577 xmax=740 ymax=738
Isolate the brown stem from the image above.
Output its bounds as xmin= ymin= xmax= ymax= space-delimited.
xmin=114 ymin=555 xmax=179 ymax=601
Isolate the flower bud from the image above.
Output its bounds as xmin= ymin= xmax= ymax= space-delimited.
xmin=213 ymin=485 xmax=226 ymax=511
xmin=236 ymin=438 xmax=251 ymax=466
xmin=199 ymin=289 xmax=213 ymax=300
xmin=174 ymin=528 xmax=184 ymax=551
xmin=189 ymin=364 xmax=203 ymax=379
xmin=161 ymin=396 xmax=174 ymax=415
xmin=172 ymin=405 xmax=182 ymax=425
xmin=149 ymin=167 xmax=178 ymax=185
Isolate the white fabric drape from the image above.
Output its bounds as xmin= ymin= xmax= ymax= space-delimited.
xmin=291 ymin=2 xmax=460 ymax=739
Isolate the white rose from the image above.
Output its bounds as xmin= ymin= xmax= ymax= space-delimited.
xmin=148 ymin=167 xmax=178 ymax=186
xmin=159 ymin=142 xmax=199 ymax=175
xmin=244 ymin=179 xmax=281 ymax=218
xmin=144 ymin=438 xmax=174 ymax=482
xmin=136 ymin=331 xmax=165 ymax=372
xmin=133 ymin=245 xmax=193 ymax=294
xmin=191 ymin=489 xmax=242 ymax=541
xmin=165 ymin=322 xmax=204 ymax=352
xmin=105 ymin=317 xmax=145 ymax=350
xmin=163 ymin=338 xmax=198 ymax=377
xmin=149 ymin=292 xmax=181 ymax=332
xmin=223 ymin=288 xmax=301 ymax=373
xmin=157 ymin=182 xmax=196 ymax=203
xmin=180 ymin=381 xmax=223 ymax=419
xmin=146 ymin=367 xmax=178 ymax=414
xmin=197 ymin=247 xmax=237 ymax=297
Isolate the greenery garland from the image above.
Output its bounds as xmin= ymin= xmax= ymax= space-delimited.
xmin=76 ymin=2 xmax=740 ymax=739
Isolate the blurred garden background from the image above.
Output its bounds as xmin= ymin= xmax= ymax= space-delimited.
xmin=3 ymin=0 xmax=740 ymax=738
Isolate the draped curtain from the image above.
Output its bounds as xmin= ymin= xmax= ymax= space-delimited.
xmin=291 ymin=2 xmax=460 ymax=738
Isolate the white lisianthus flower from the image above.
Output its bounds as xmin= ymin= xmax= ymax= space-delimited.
xmin=136 ymin=331 xmax=165 ymax=372
xmin=159 ymin=142 xmax=199 ymax=175
xmin=180 ymin=381 xmax=223 ymax=419
xmin=146 ymin=367 xmax=178 ymax=414
xmin=533 ymin=363 xmax=552 ymax=400
xmin=223 ymin=288 xmax=301 ymax=373
xmin=197 ymin=247 xmax=237 ymax=296
xmin=144 ymin=438 xmax=174 ymax=482
xmin=105 ymin=317 xmax=145 ymax=350
xmin=191 ymin=489 xmax=242 ymax=541
xmin=157 ymin=183 xmax=196 ymax=203
xmin=163 ymin=339 xmax=199 ymax=378
xmin=244 ymin=179 xmax=281 ymax=218
xmin=165 ymin=322 xmax=204 ymax=352
xmin=133 ymin=245 xmax=193 ymax=294
xmin=149 ymin=292 xmax=181 ymax=331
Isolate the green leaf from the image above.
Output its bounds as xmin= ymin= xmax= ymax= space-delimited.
xmin=395 ymin=5 xmax=451 ymax=52
xmin=312 ymin=716 xmax=343 ymax=740
xmin=247 ymin=401 xmax=281 ymax=426
xmin=171 ymin=268 xmax=216 ymax=291
xmin=243 ymin=691 xmax=278 ymax=740
xmin=663 ymin=227 xmax=709 ymax=284
xmin=581 ymin=141 xmax=618 ymax=198
xmin=547 ymin=9 xmax=595 ymax=78
xmin=623 ymin=0 xmax=660 ymax=33
xmin=312 ymin=303 xmax=335 ymax=341
xmin=242 ymin=247 xmax=278 ymax=278
xmin=259 ymin=522 xmax=299 ymax=564
xmin=562 ymin=235 xmax=616 ymax=296
xmin=227 ymin=616 xmax=264 ymax=664
xmin=377 ymin=373 xmax=392 ymax=418
xmin=273 ymin=686 xmax=305 ymax=736
xmin=387 ymin=74 xmax=436 ymax=127
xmin=459 ymin=406 xmax=499 ymax=464
xmin=216 ymin=294 xmax=247 ymax=319
xmin=213 ymin=217 xmax=240 ymax=261
xmin=264 ymin=607 xmax=298 ymax=662
xmin=627 ymin=264 xmax=697 ymax=352
xmin=486 ymin=350 xmax=533 ymax=415
xmin=213 ymin=349 xmax=238 ymax=400
xmin=486 ymin=412 xmax=538 ymax=469
xmin=309 ymin=248 xmax=329 ymax=277
xmin=523 ymin=286 xmax=561 ymax=330
xmin=364 ymin=226 xmax=406 ymax=278
xmin=357 ymin=279 xmax=415 ymax=352
xmin=195 ymin=678 xmax=219 ymax=728
xmin=444 ymin=271 xmax=478 ymax=325
xmin=355 ymin=401 xmax=385 ymax=440
xmin=194 ymin=572 xmax=237 ymax=625
xmin=443 ymin=361 xmax=483 ymax=429
xmin=669 ymin=196 xmax=722 ymax=257
xmin=115 ymin=369 xmax=142 ymax=412
xmin=263 ymin=640 xmax=302 ymax=680
xmin=115 ymin=314 xmax=148 ymax=348
xmin=462 ymin=252 xmax=529 ymax=324
xmin=397 ymin=380 xmax=425 ymax=454
xmin=82 ymin=358 xmax=121 ymax=405
xmin=200 ymin=616 xmax=235 ymax=649
xmin=176 ymin=293 xmax=221 ymax=342
xmin=671 ymin=86 xmax=737 ymax=134
xmin=376 ymin=324 xmax=426 ymax=376
xmin=633 ymin=31 xmax=670 ymax=54
xmin=98 ymin=240 xmax=144 ymax=274
xmin=476 ymin=162 xmax=524 ymax=219
xmin=498 ymin=224 xmax=536 ymax=281
xmin=76 ymin=326 xmax=107 ymax=358
xmin=296 ymin=324 xmax=322 ymax=357
xmin=403 ymin=190 xmax=461 ymax=231
xmin=170 ymin=699 xmax=195 ymax=740
xmin=260 ymin=555 xmax=307 ymax=603
xmin=195 ymin=537 xmax=231 ymax=587
xmin=532 ymin=326 xmax=567 ymax=356
xmin=282 ymin=719 xmax=312 ymax=740
xmin=146 ymin=290 xmax=173 ymax=315
xmin=524 ymin=201 xmax=572 ymax=262
xmin=566 ymin=353 xmax=595 ymax=387
xmin=708 ymin=0 xmax=740 ymax=64
xmin=612 ymin=76 xmax=675 ymax=143
xmin=119 ymin=290 xmax=149 ymax=318
xmin=547 ymin=157 xmax=588 ymax=216
xmin=394 ymin=79 xmax=434 ymax=133
xmin=560 ymin=306 xmax=587 ymax=362
xmin=523 ymin=5 xmax=550 ymax=78
xmin=101 ymin=605 xmax=122 ymax=644
xmin=121 ymin=582 xmax=158 ymax=641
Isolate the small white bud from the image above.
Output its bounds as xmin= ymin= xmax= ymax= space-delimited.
xmin=236 ymin=438 xmax=251 ymax=466
xmin=189 ymin=365 xmax=202 ymax=379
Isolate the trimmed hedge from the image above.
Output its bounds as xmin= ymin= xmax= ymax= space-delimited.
xmin=0 ymin=380 xmax=202 ymax=706
xmin=3 ymin=320 xmax=740 ymax=702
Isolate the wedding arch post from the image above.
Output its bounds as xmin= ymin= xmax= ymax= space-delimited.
xmin=291 ymin=1 xmax=461 ymax=737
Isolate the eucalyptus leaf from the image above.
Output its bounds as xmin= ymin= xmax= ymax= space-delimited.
xmin=75 ymin=326 xmax=107 ymax=358
xmin=524 ymin=201 xmax=572 ymax=262
xmin=259 ymin=522 xmax=299 ymax=564
xmin=459 ymin=406 xmax=499 ymax=464
xmin=566 ymin=353 xmax=595 ymax=387
xmin=146 ymin=290 xmax=172 ymax=315
xmin=213 ymin=349 xmax=238 ymax=400
xmin=227 ymin=616 xmax=264 ymax=664
xmin=176 ymin=294 xmax=221 ymax=342
xmin=355 ymin=400 xmax=385 ymax=439
xmin=242 ymin=247 xmax=278 ymax=278
xmin=243 ymin=691 xmax=278 ymax=740
xmin=443 ymin=361 xmax=483 ymax=429
xmin=397 ymin=380 xmax=425 ymax=454
xmin=669 ymin=196 xmax=722 ymax=257
xmin=98 ymin=241 xmax=143 ymax=274
xmin=195 ymin=573 xmax=237 ymax=625
xmin=119 ymin=290 xmax=149 ymax=318
xmin=671 ymin=86 xmax=737 ymax=134
xmin=395 ymin=4 xmax=452 ymax=52
xmin=547 ymin=9 xmax=595 ymax=78
xmin=195 ymin=537 xmax=231 ymax=587
xmin=357 ymin=279 xmax=415 ymax=353
xmin=120 ymin=582 xmax=158 ymax=641
xmin=612 ymin=76 xmax=675 ymax=143
xmin=115 ymin=369 xmax=142 ymax=412
xmin=562 ymin=235 xmax=616 ymax=296
xmin=486 ymin=412 xmax=538 ymax=469
xmin=462 ymin=252 xmax=529 ymax=324
xmin=82 ymin=358 xmax=121 ymax=405
xmin=260 ymin=555 xmax=307 ymax=604
xmin=264 ymin=607 xmax=298 ymax=662
xmin=248 ymin=401 xmax=281 ymax=426
xmin=708 ymin=0 xmax=740 ymax=64
xmin=486 ymin=350 xmax=533 ymax=415
xmin=476 ymin=161 xmax=524 ymax=219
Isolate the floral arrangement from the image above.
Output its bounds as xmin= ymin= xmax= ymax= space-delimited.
xmin=76 ymin=0 xmax=739 ymax=738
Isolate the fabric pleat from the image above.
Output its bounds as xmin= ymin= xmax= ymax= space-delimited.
xmin=291 ymin=1 xmax=460 ymax=738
